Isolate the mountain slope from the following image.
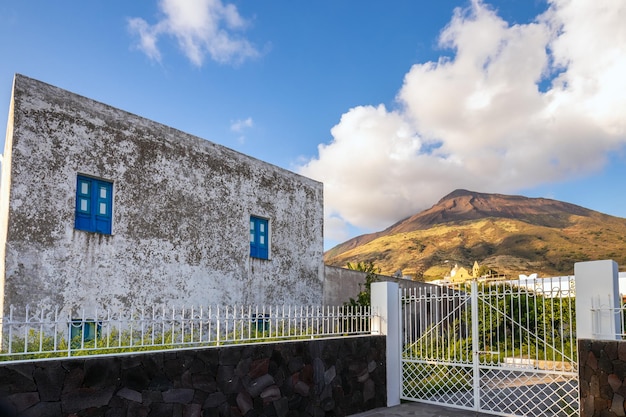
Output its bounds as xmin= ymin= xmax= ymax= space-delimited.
xmin=324 ymin=190 xmax=626 ymax=280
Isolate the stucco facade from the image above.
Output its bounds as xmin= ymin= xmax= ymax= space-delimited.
xmin=0 ymin=74 xmax=324 ymax=314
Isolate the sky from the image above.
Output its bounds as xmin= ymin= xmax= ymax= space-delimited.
xmin=1 ymin=0 xmax=625 ymax=250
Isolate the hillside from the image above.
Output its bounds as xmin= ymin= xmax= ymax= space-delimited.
xmin=324 ymin=190 xmax=626 ymax=280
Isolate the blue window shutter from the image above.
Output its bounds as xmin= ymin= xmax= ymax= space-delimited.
xmin=75 ymin=175 xmax=113 ymax=234
xmin=94 ymin=182 xmax=112 ymax=234
xmin=257 ymin=218 xmax=268 ymax=259
xmin=250 ymin=219 xmax=258 ymax=257
xmin=250 ymin=216 xmax=269 ymax=259
xmin=75 ymin=177 xmax=92 ymax=231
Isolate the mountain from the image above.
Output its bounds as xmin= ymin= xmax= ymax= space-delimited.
xmin=324 ymin=189 xmax=626 ymax=280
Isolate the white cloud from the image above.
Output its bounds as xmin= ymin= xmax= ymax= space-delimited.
xmin=230 ymin=117 xmax=254 ymax=133
xmin=128 ymin=18 xmax=163 ymax=62
xmin=128 ymin=0 xmax=259 ymax=66
xmin=230 ymin=117 xmax=254 ymax=144
xmin=324 ymin=215 xmax=351 ymax=244
xmin=298 ymin=0 xmax=626 ymax=236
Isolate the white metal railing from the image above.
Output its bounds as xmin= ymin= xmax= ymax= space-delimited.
xmin=0 ymin=304 xmax=376 ymax=362
xmin=590 ymin=304 xmax=625 ymax=339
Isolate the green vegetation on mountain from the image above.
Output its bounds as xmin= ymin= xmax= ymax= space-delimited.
xmin=324 ymin=189 xmax=626 ymax=281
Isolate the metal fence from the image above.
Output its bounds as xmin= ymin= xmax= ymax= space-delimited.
xmin=400 ymin=277 xmax=578 ymax=417
xmin=591 ymin=304 xmax=626 ymax=339
xmin=0 ymin=304 xmax=376 ymax=362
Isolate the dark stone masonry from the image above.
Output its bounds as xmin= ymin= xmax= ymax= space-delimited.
xmin=579 ymin=339 xmax=626 ymax=417
xmin=0 ymin=336 xmax=386 ymax=417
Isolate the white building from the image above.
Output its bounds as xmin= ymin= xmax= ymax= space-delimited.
xmin=0 ymin=74 xmax=325 ymax=315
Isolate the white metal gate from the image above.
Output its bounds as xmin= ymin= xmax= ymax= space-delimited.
xmin=401 ymin=278 xmax=578 ymax=417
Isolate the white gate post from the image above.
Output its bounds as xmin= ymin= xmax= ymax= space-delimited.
xmin=575 ymin=260 xmax=620 ymax=340
xmin=371 ymin=281 xmax=401 ymax=407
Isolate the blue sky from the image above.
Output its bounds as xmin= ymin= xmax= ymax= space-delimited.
xmin=1 ymin=0 xmax=625 ymax=250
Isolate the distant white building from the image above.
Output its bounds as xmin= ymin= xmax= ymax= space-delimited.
xmin=429 ymin=268 xmax=626 ymax=300
xmin=515 ymin=271 xmax=626 ymax=299
xmin=0 ymin=74 xmax=325 ymax=315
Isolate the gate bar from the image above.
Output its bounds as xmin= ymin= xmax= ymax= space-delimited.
xmin=471 ymin=279 xmax=480 ymax=411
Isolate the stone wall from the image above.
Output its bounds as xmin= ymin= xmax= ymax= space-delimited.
xmin=0 ymin=336 xmax=386 ymax=417
xmin=323 ymin=265 xmax=438 ymax=306
xmin=579 ymin=339 xmax=626 ymax=417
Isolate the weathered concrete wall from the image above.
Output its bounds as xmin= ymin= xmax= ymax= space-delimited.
xmin=323 ymin=265 xmax=437 ymax=306
xmin=0 ymin=336 xmax=386 ymax=417
xmin=323 ymin=266 xmax=367 ymax=306
xmin=579 ymin=339 xmax=626 ymax=417
xmin=0 ymin=78 xmax=16 ymax=320
xmin=1 ymin=74 xmax=324 ymax=314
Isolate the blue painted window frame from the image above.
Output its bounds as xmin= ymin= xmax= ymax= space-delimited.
xmin=70 ymin=319 xmax=102 ymax=348
xmin=75 ymin=175 xmax=113 ymax=234
xmin=250 ymin=216 xmax=269 ymax=259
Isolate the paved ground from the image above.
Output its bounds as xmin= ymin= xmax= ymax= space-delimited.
xmin=350 ymin=402 xmax=494 ymax=417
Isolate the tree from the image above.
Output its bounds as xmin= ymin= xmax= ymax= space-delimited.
xmin=345 ymin=261 xmax=380 ymax=307
xmin=476 ymin=265 xmax=497 ymax=278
